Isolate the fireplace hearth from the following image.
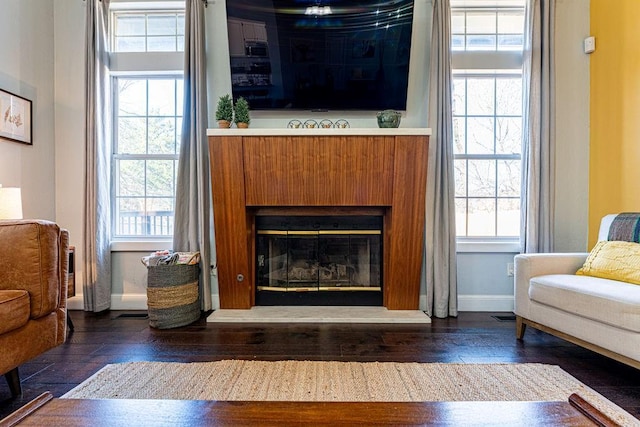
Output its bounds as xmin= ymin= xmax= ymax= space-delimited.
xmin=256 ymin=216 xmax=382 ymax=306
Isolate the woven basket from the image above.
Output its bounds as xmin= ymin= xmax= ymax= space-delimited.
xmin=146 ymin=264 xmax=200 ymax=329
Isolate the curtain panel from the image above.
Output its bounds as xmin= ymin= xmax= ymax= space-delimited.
xmin=422 ymin=0 xmax=458 ymax=318
xmin=521 ymin=0 xmax=556 ymax=253
xmin=173 ymin=0 xmax=213 ymax=311
xmin=83 ymin=0 xmax=112 ymax=312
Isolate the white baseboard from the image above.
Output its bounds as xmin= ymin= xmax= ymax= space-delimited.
xmin=68 ymin=293 xmax=513 ymax=312
xmin=419 ymin=294 xmax=513 ymax=313
xmin=457 ymin=294 xmax=514 ymax=312
xmin=110 ymin=293 xmax=148 ymax=310
xmin=67 ymin=296 xmax=85 ymax=310
xmin=67 ymin=293 xmax=148 ymax=311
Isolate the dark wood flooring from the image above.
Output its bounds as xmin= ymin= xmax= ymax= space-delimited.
xmin=1 ymin=310 xmax=639 ymax=421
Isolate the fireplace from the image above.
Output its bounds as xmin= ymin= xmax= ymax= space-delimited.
xmin=255 ymin=216 xmax=382 ymax=306
xmin=208 ymin=130 xmax=429 ymax=309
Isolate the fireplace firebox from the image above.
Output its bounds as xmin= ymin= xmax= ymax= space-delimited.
xmin=255 ymin=216 xmax=382 ymax=306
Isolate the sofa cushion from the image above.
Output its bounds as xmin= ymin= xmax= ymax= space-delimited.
xmin=0 ymin=290 xmax=30 ymax=335
xmin=576 ymin=240 xmax=640 ymax=285
xmin=529 ymin=274 xmax=640 ymax=333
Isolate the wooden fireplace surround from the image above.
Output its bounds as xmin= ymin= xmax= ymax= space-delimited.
xmin=208 ymin=128 xmax=430 ymax=310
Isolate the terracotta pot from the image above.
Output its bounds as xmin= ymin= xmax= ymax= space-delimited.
xmin=218 ymin=120 xmax=231 ymax=128
xmin=237 ymin=122 xmax=249 ymax=129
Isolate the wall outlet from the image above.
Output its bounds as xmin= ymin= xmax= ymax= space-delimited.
xmin=507 ymin=262 xmax=514 ymax=277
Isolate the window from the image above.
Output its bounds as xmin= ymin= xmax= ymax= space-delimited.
xmin=110 ymin=6 xmax=185 ymax=238
xmin=113 ymin=10 xmax=185 ymax=52
xmin=451 ymin=2 xmax=525 ymax=241
xmin=113 ymin=77 xmax=183 ymax=237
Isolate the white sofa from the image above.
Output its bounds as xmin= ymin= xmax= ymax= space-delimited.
xmin=514 ymin=214 xmax=640 ymax=369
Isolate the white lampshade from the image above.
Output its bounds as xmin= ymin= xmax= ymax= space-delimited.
xmin=0 ymin=187 xmax=23 ymax=219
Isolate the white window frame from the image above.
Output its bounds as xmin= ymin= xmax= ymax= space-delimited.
xmin=451 ymin=3 xmax=525 ymax=253
xmin=108 ymin=3 xmax=185 ymax=251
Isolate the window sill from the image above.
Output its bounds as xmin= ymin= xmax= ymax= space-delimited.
xmin=110 ymin=240 xmax=173 ymax=253
xmin=456 ymin=240 xmax=521 ymax=253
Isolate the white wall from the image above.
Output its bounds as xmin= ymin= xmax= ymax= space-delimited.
xmin=0 ymin=0 xmax=56 ymax=221
xmin=18 ymin=0 xmax=588 ymax=312
xmin=54 ymin=0 xmax=91 ymax=310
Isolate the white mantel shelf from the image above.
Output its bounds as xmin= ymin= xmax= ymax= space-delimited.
xmin=207 ymin=128 xmax=431 ymax=137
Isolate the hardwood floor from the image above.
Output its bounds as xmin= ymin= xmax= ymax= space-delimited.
xmin=1 ymin=310 xmax=639 ymax=421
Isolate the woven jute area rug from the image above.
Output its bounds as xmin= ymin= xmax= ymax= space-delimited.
xmin=62 ymin=360 xmax=639 ymax=425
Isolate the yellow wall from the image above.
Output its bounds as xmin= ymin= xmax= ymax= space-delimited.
xmin=590 ymin=0 xmax=640 ymax=247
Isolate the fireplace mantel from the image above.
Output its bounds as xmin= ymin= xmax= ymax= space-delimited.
xmin=207 ymin=128 xmax=431 ymax=137
xmin=208 ymin=128 xmax=430 ymax=310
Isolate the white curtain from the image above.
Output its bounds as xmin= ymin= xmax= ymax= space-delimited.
xmin=173 ymin=0 xmax=212 ymax=311
xmin=521 ymin=0 xmax=555 ymax=253
xmin=423 ymin=0 xmax=458 ymax=318
xmin=83 ymin=0 xmax=112 ymax=312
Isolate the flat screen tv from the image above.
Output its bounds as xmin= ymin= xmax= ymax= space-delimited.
xmin=225 ymin=0 xmax=415 ymax=111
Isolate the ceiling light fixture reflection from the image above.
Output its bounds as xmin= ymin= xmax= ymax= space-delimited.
xmin=305 ymin=5 xmax=332 ymax=16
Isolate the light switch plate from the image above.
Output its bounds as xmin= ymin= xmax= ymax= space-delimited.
xmin=584 ymin=36 xmax=596 ymax=54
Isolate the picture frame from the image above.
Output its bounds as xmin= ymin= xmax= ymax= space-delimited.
xmin=0 ymin=89 xmax=32 ymax=145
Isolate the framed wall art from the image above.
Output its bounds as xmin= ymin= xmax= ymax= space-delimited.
xmin=0 ymin=89 xmax=32 ymax=145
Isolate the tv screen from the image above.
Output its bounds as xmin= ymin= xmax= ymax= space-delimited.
xmin=225 ymin=0 xmax=415 ymax=111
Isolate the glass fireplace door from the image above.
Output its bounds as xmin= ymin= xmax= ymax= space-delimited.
xmin=256 ymin=230 xmax=381 ymax=292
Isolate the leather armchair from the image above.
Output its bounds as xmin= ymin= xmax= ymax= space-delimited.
xmin=0 ymin=220 xmax=69 ymax=396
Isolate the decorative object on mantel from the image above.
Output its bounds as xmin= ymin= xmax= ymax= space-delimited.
xmin=319 ymin=119 xmax=333 ymax=128
xmin=233 ymin=97 xmax=250 ymax=128
xmin=0 ymin=88 xmax=32 ymax=145
xmin=304 ymin=119 xmax=318 ymax=128
xmin=215 ymin=94 xmax=233 ymax=128
xmin=376 ymin=109 xmax=401 ymax=128
xmin=287 ymin=119 xmax=350 ymax=129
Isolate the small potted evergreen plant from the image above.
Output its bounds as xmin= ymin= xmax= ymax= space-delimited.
xmin=215 ymin=94 xmax=233 ymax=128
xmin=233 ymin=97 xmax=251 ymax=128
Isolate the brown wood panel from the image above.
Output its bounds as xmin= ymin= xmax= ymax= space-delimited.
xmin=384 ymin=135 xmax=429 ymax=309
xmin=209 ymin=136 xmax=252 ymax=309
xmin=243 ymin=136 xmax=395 ymax=206
xmin=10 ymin=398 xmax=595 ymax=427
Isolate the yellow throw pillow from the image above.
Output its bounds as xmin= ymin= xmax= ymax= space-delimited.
xmin=576 ymin=240 xmax=640 ymax=285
